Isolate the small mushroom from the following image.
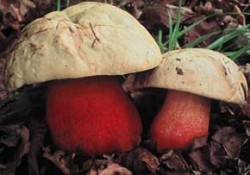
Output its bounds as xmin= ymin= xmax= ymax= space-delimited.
xmin=5 ymin=2 xmax=162 ymax=155
xmin=124 ymin=48 xmax=248 ymax=152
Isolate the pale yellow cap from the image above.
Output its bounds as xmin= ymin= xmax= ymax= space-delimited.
xmin=6 ymin=2 xmax=162 ymax=91
xmin=124 ymin=48 xmax=248 ymax=104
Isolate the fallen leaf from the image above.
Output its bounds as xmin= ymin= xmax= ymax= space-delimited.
xmin=119 ymin=147 xmax=160 ymax=174
xmin=212 ymin=127 xmax=246 ymax=159
xmin=184 ymin=15 xmax=223 ymax=47
xmin=209 ymin=141 xmax=225 ymax=168
xmin=139 ymin=2 xmax=193 ymax=32
xmin=0 ymin=59 xmax=7 ymax=101
xmin=189 ymin=146 xmax=213 ymax=173
xmin=0 ymin=124 xmax=22 ymax=147
xmin=191 ymin=136 xmax=208 ymax=150
xmin=42 ymin=148 xmax=70 ymax=175
xmin=139 ymin=148 xmax=160 ymax=173
xmin=0 ymin=125 xmax=30 ymax=175
xmin=26 ymin=119 xmax=47 ymax=175
xmin=99 ymin=163 xmax=132 ymax=175
xmin=18 ymin=126 xmax=30 ymax=158
xmin=161 ymin=150 xmax=189 ymax=171
xmin=239 ymin=138 xmax=250 ymax=163
xmin=240 ymin=64 xmax=250 ymax=118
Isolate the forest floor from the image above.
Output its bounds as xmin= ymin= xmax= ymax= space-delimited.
xmin=0 ymin=0 xmax=250 ymax=175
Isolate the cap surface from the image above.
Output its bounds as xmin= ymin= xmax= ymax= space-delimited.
xmin=124 ymin=48 xmax=248 ymax=104
xmin=6 ymin=2 xmax=161 ymax=91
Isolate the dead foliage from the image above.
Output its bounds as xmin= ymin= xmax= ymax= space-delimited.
xmin=0 ymin=0 xmax=250 ymax=175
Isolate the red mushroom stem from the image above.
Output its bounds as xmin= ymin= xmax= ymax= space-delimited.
xmin=150 ymin=90 xmax=211 ymax=151
xmin=46 ymin=76 xmax=142 ymax=156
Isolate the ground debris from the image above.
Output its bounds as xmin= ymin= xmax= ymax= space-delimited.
xmin=161 ymin=149 xmax=190 ymax=172
xmin=0 ymin=0 xmax=250 ymax=175
xmin=119 ymin=147 xmax=160 ymax=174
xmin=42 ymin=148 xmax=71 ymax=175
xmin=88 ymin=163 xmax=132 ymax=175
xmin=241 ymin=64 xmax=250 ymax=118
xmin=0 ymin=125 xmax=30 ymax=175
xmin=212 ymin=127 xmax=246 ymax=159
xmin=25 ymin=119 xmax=47 ymax=175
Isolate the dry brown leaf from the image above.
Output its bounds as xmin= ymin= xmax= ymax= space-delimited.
xmin=139 ymin=3 xmax=193 ymax=31
xmin=0 ymin=0 xmax=23 ymax=30
xmin=224 ymin=135 xmax=246 ymax=159
xmin=189 ymin=146 xmax=213 ymax=173
xmin=239 ymin=138 xmax=250 ymax=162
xmin=18 ymin=126 xmax=30 ymax=158
xmin=209 ymin=142 xmax=225 ymax=168
xmin=240 ymin=63 xmax=250 ymax=84
xmin=184 ymin=16 xmax=223 ymax=47
xmin=212 ymin=127 xmax=246 ymax=159
xmin=193 ymin=1 xmax=223 ymax=15
xmin=191 ymin=136 xmax=208 ymax=150
xmin=0 ymin=124 xmax=22 ymax=147
xmin=99 ymin=163 xmax=132 ymax=175
xmin=0 ymin=125 xmax=30 ymax=175
xmin=139 ymin=148 xmax=160 ymax=173
xmin=184 ymin=0 xmax=241 ymax=48
xmin=0 ymin=0 xmax=53 ymax=31
xmin=121 ymin=1 xmax=144 ymax=19
xmin=26 ymin=119 xmax=47 ymax=175
xmin=19 ymin=0 xmax=36 ymax=18
xmin=86 ymin=156 xmax=131 ymax=175
xmin=42 ymin=148 xmax=70 ymax=175
xmin=241 ymin=64 xmax=250 ymax=118
xmin=119 ymin=148 xmax=159 ymax=174
xmin=0 ymin=59 xmax=7 ymax=101
xmin=161 ymin=150 xmax=189 ymax=171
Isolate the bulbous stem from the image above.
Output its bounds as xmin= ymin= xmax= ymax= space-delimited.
xmin=150 ymin=90 xmax=211 ymax=151
xmin=46 ymin=76 xmax=142 ymax=156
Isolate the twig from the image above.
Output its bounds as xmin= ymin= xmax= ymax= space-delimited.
xmin=89 ymin=23 xmax=100 ymax=48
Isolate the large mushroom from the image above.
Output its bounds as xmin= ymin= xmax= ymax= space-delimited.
xmin=124 ymin=48 xmax=248 ymax=152
xmin=5 ymin=2 xmax=162 ymax=155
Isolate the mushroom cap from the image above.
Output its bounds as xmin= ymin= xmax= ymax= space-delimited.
xmin=6 ymin=2 xmax=162 ymax=91
xmin=124 ymin=48 xmax=248 ymax=105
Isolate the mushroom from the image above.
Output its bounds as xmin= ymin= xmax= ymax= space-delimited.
xmin=5 ymin=2 xmax=162 ymax=155
xmin=124 ymin=48 xmax=248 ymax=151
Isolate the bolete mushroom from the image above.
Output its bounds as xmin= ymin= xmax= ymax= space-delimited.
xmin=5 ymin=2 xmax=162 ymax=155
xmin=124 ymin=48 xmax=248 ymax=151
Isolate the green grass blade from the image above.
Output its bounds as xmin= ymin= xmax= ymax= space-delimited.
xmin=224 ymin=44 xmax=250 ymax=61
xmin=184 ymin=26 xmax=242 ymax=48
xmin=184 ymin=30 xmax=222 ymax=48
xmin=167 ymin=9 xmax=174 ymax=50
xmin=207 ymin=25 xmax=250 ymax=50
xmin=156 ymin=3 xmax=250 ymax=55
xmin=66 ymin=0 xmax=70 ymax=7
xmin=157 ymin=29 xmax=164 ymax=52
xmin=57 ymin=0 xmax=61 ymax=11
xmin=157 ymin=29 xmax=163 ymax=46
xmin=178 ymin=14 xmax=216 ymax=38
xmin=169 ymin=0 xmax=182 ymax=50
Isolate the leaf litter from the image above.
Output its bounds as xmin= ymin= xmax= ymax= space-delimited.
xmin=0 ymin=0 xmax=250 ymax=174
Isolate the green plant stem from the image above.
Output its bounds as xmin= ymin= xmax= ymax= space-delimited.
xmin=57 ymin=0 xmax=61 ymax=11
